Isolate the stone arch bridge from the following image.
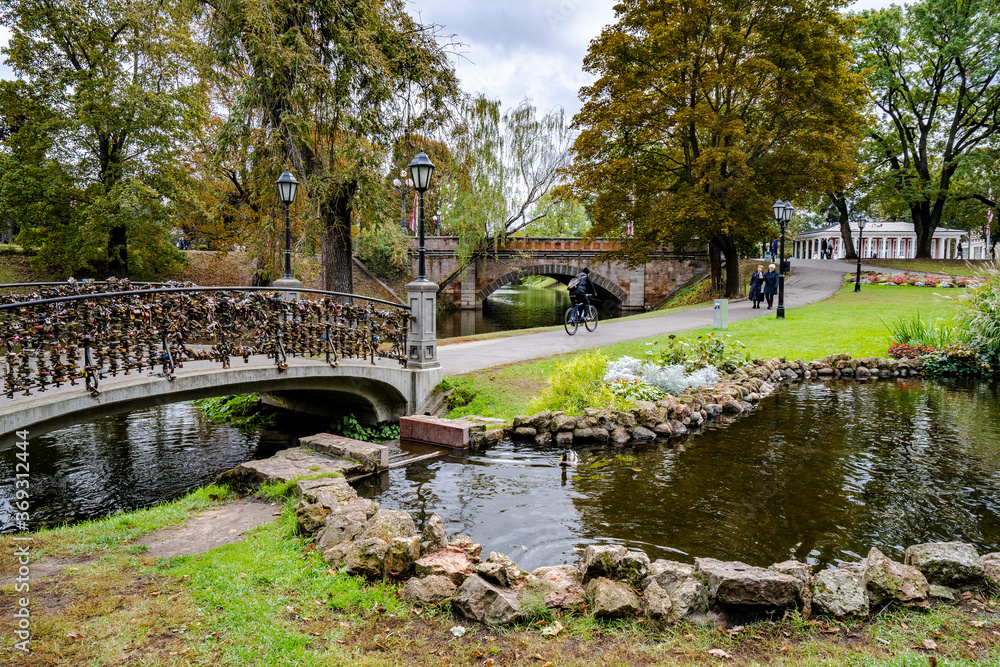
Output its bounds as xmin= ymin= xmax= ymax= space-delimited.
xmin=413 ymin=237 xmax=709 ymax=312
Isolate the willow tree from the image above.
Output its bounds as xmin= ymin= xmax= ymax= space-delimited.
xmin=0 ymin=0 xmax=206 ymax=277
xmin=201 ymin=0 xmax=458 ymax=293
xmin=567 ymin=0 xmax=865 ymax=296
xmin=855 ymin=0 xmax=1000 ymax=257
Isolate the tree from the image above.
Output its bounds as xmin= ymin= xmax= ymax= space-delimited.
xmin=855 ymin=0 xmax=1000 ymax=258
xmin=201 ymin=0 xmax=459 ymax=293
xmin=440 ymin=95 xmax=573 ymax=260
xmin=567 ymin=0 xmax=865 ymax=296
xmin=0 ymin=0 xmax=207 ymax=277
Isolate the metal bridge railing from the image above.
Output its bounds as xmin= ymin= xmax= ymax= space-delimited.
xmin=0 ymin=279 xmax=410 ymax=399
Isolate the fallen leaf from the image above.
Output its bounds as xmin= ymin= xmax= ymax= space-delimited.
xmin=67 ymin=631 xmax=84 ymax=642
xmin=707 ymin=648 xmax=732 ymax=659
xmin=901 ymin=623 xmax=910 ymax=630
xmin=541 ymin=620 xmax=564 ymax=637
xmin=971 ymin=620 xmax=986 ymax=628
xmin=921 ymin=638 xmax=938 ymax=651
xmin=238 ymin=573 xmax=247 ymax=579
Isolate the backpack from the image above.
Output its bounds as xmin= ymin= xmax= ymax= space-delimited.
xmin=567 ymin=275 xmax=582 ymax=290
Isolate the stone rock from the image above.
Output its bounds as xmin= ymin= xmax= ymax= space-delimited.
xmin=643 ymin=578 xmax=673 ymax=621
xmin=330 ymin=498 xmax=378 ymax=523
xmin=448 ymin=535 xmax=483 ymax=561
xmin=903 ymin=542 xmax=987 ymax=591
xmin=555 ymin=431 xmax=574 ymax=445
xmin=929 ymin=585 xmax=957 ymax=601
xmin=452 ymin=574 xmax=524 ymax=625
xmin=315 ymin=514 xmax=364 ymax=551
xmin=863 ymin=547 xmax=929 ymax=607
xmin=416 ymin=549 xmax=476 ymax=585
xmin=695 ymin=557 xmax=803 ymax=608
xmin=703 ymin=403 xmax=723 ymax=417
xmin=771 ymin=560 xmax=812 ymax=588
xmin=722 ymin=399 xmax=743 ymax=414
xmin=982 ymin=553 xmax=1000 ymax=588
xmin=543 ymin=588 xmax=586 ymax=610
xmin=856 ymin=366 xmax=871 ymax=379
xmin=532 ymin=564 xmax=584 ymax=591
xmin=295 ymin=500 xmax=328 ymax=536
xmin=398 ymin=575 xmax=457 ymax=606
xmin=421 ymin=513 xmax=448 ymax=555
xmin=644 ymin=560 xmax=708 ymax=622
xmin=514 ymin=426 xmax=537 ymax=439
xmin=591 ymin=427 xmax=610 ymax=443
xmin=689 ymin=411 xmax=704 ymax=426
xmin=619 ymin=549 xmax=651 ymax=585
xmin=534 ymin=431 xmax=553 ymax=445
xmin=573 ymin=427 xmax=595 ymax=440
xmin=632 ymin=401 xmax=659 ymax=427
xmin=647 ymin=559 xmax=696 ymax=588
xmin=653 ymin=422 xmax=673 ymax=435
xmin=580 ymin=544 xmax=627 ymax=581
xmin=631 ymin=425 xmax=656 ymax=442
xmin=612 ymin=411 xmax=637 ymax=429
xmin=611 ymin=426 xmax=631 ymax=444
xmin=586 ymin=577 xmax=641 ymax=618
xmin=552 ymin=414 xmax=577 ymax=432
xmin=811 ymin=569 xmax=869 ymax=619
xmin=528 ymin=411 xmax=552 ymax=431
xmin=360 ymin=509 xmax=418 ymax=542
xmin=296 ymin=476 xmax=359 ymax=508
xmin=345 ymin=537 xmax=390 ymax=579
xmin=321 ymin=541 xmax=352 ymax=569
xmin=385 ymin=535 xmax=422 ymax=578
xmin=476 ymin=552 xmax=528 ymax=588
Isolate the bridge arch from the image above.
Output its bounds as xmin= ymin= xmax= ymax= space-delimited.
xmin=0 ymin=362 xmax=440 ymax=447
xmin=476 ymin=264 xmax=628 ymax=308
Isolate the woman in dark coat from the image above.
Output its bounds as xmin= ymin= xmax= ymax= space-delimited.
xmin=748 ymin=264 xmax=765 ymax=309
xmin=762 ymin=263 xmax=779 ymax=310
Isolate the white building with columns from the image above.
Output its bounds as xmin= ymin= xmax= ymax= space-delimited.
xmin=792 ymin=221 xmax=966 ymax=260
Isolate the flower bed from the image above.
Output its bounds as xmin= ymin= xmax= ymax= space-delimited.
xmin=844 ymin=272 xmax=981 ymax=288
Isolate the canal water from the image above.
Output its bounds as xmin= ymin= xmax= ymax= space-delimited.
xmin=4 ymin=378 xmax=999 ymax=573
xmin=436 ymin=280 xmax=621 ymax=339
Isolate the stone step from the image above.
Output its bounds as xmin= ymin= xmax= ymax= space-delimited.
xmin=221 ymin=447 xmax=365 ymax=486
xmin=300 ymin=433 xmax=388 ymax=471
xmin=399 ymin=414 xmax=474 ymax=449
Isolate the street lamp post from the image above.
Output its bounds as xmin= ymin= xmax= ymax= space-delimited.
xmin=407 ymin=150 xmax=435 ymax=281
xmin=392 ymin=170 xmax=413 ymax=235
xmin=433 ymin=214 xmax=440 ymax=236
xmin=772 ymin=200 xmax=793 ymax=319
xmin=276 ymin=169 xmax=299 ymax=280
xmin=854 ymin=219 xmax=868 ymax=293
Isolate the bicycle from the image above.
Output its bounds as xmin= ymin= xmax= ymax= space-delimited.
xmin=563 ymin=297 xmax=598 ymax=335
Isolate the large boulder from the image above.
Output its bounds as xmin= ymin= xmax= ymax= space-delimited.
xmin=643 ymin=560 xmax=709 ymax=622
xmin=475 ymin=552 xmax=529 ymax=588
xmin=421 ymin=513 xmax=448 ymax=555
xmin=415 ymin=538 xmax=482 ymax=585
xmin=398 ymin=575 xmax=457 ymax=606
xmin=642 ymin=579 xmax=674 ymax=621
xmin=580 ymin=544 xmax=627 ymax=581
xmin=315 ymin=514 xmax=365 ymax=552
xmin=532 ymin=565 xmax=586 ymax=610
xmin=359 ymin=510 xmax=417 ymax=542
xmin=695 ymin=558 xmax=803 ymax=608
xmin=452 ymin=575 xmax=524 ymax=626
xmin=619 ymin=549 xmax=651 ymax=585
xmin=811 ymin=569 xmax=870 ymax=619
xmin=863 ymin=547 xmax=929 ymax=607
xmin=903 ymin=542 xmax=987 ymax=591
xmin=385 ymin=535 xmax=422 ymax=579
xmin=586 ymin=577 xmax=641 ymax=618
xmin=295 ymin=499 xmax=328 ymax=536
xmin=344 ymin=537 xmax=390 ymax=579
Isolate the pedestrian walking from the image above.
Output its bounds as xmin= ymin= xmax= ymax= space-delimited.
xmin=748 ymin=265 xmax=765 ymax=309
xmin=762 ymin=263 xmax=779 ymax=310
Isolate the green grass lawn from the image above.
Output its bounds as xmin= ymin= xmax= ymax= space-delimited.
xmin=445 ymin=284 xmax=964 ymax=420
xmin=852 ymin=257 xmax=995 ymax=277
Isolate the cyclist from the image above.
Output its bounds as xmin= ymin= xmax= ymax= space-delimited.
xmin=569 ymin=267 xmax=595 ymax=319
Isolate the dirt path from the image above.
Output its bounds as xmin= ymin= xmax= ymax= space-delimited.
xmin=137 ymin=497 xmax=281 ymax=559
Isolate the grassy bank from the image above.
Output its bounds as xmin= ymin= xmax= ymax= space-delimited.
xmin=3 ymin=486 xmax=997 ymax=667
xmin=445 ymin=283 xmax=962 ymax=420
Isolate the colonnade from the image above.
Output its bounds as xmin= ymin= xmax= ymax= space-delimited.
xmin=793 ymin=236 xmax=961 ymax=259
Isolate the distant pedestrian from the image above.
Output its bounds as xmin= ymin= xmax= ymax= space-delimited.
xmin=749 ymin=265 xmax=765 ymax=309
xmin=820 ymin=239 xmax=827 ymax=259
xmin=770 ymin=238 xmax=779 ymax=262
xmin=957 ymin=243 xmax=963 ymax=259
xmin=762 ymin=263 xmax=779 ymax=310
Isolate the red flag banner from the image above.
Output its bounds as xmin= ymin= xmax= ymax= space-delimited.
xmin=625 ymin=220 xmax=633 ymax=236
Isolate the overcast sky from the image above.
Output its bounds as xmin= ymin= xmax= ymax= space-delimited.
xmin=1 ymin=0 xmax=899 ymax=118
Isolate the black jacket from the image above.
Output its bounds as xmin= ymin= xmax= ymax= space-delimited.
xmin=570 ymin=272 xmax=594 ymax=295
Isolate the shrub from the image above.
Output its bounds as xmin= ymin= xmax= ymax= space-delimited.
xmin=883 ymin=311 xmax=961 ymax=349
xmin=603 ymin=356 xmax=644 ymax=383
xmin=655 ymin=333 xmax=748 ymax=373
xmin=640 ymin=363 xmax=689 ymax=395
xmin=329 ymin=415 xmax=399 ymax=443
xmin=887 ymin=342 xmax=935 ymax=359
xmin=355 ymin=221 xmax=410 ymax=278
xmin=606 ymin=378 xmax=665 ymax=402
xmin=920 ymin=343 xmax=992 ymax=378
xmin=957 ymin=263 xmax=1000 ymax=369
xmin=530 ymin=351 xmax=609 ymax=414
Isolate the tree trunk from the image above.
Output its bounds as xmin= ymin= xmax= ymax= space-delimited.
xmin=708 ymin=241 xmax=723 ymax=294
xmin=829 ymin=192 xmax=855 ymax=259
xmin=108 ymin=224 xmax=128 ymax=277
xmin=713 ymin=234 xmax=740 ymax=298
xmin=320 ymin=188 xmax=356 ymax=294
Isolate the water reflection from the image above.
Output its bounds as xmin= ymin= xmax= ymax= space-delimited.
xmin=367 ymin=379 xmax=1000 ymax=571
xmin=0 ymin=403 xmax=302 ymax=532
xmin=437 ymin=281 xmax=623 ymax=339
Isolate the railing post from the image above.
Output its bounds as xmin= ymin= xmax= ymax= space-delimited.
xmin=405 ymin=279 xmax=439 ymax=369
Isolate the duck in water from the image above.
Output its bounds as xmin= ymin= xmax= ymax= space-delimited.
xmin=559 ymin=450 xmax=579 ymax=467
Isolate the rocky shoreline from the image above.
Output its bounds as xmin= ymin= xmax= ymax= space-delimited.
xmin=265 ymin=352 xmax=1000 ymax=629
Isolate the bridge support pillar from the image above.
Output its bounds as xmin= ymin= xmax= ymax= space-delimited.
xmin=460 ymin=264 xmax=477 ymax=309
xmin=627 ymin=267 xmax=645 ymax=308
xmin=272 ymin=277 xmax=302 ymax=301
xmin=405 ymin=280 xmax=439 ymax=369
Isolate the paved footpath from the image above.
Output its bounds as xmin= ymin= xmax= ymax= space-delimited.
xmin=438 ymin=259 xmax=865 ymax=375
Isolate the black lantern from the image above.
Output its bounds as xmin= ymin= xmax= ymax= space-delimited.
xmin=276 ymin=169 xmax=299 ymax=279
xmin=772 ymin=200 xmax=793 ymax=319
xmin=407 ymin=150 xmax=435 ymax=280
xmin=854 ymin=218 xmax=868 ymax=293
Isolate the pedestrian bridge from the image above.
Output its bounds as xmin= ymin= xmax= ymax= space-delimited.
xmin=0 ymin=281 xmax=439 ymax=449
